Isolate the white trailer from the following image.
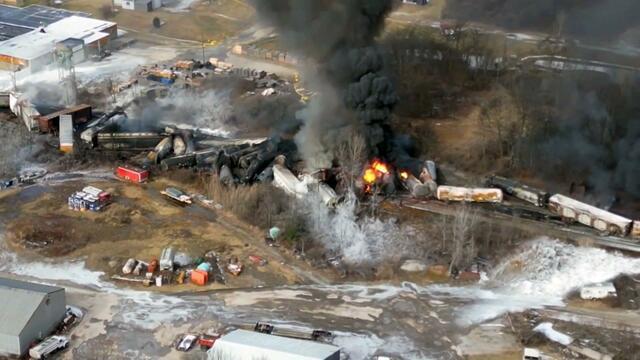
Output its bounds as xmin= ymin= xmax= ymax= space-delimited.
xmin=208 ymin=329 xmax=340 ymax=360
xmin=29 ymin=335 xmax=69 ymax=359
xmin=548 ymin=194 xmax=633 ymax=236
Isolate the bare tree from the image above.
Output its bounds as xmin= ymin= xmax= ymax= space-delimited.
xmin=335 ymin=130 xmax=367 ymax=191
xmin=448 ymin=204 xmax=479 ymax=274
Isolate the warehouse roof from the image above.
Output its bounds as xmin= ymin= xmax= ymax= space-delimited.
xmin=0 ymin=15 xmax=115 ymax=60
xmin=0 ymin=277 xmax=64 ymax=336
xmin=0 ymin=22 xmax=30 ymax=41
xmin=0 ymin=4 xmax=88 ymax=30
xmin=212 ymin=329 xmax=340 ymax=360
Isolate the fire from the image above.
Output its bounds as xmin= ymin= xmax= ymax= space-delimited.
xmin=362 ymin=159 xmax=391 ymax=187
xmin=371 ymin=160 xmax=389 ymax=175
xmin=399 ymin=170 xmax=409 ymax=180
xmin=363 ymin=168 xmax=377 ymax=184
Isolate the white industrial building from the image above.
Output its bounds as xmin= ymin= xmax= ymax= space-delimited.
xmin=0 ymin=15 xmax=117 ymax=74
xmin=113 ymin=0 xmax=162 ymax=12
xmin=0 ymin=277 xmax=66 ymax=356
xmin=208 ymin=329 xmax=341 ymax=360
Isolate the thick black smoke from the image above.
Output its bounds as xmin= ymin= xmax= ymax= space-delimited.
xmin=515 ymin=72 xmax=640 ymax=206
xmin=444 ymin=0 xmax=640 ymax=42
xmin=250 ymin=0 xmax=397 ymax=168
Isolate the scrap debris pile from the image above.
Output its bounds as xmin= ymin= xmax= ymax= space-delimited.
xmin=116 ymin=246 xmax=236 ymax=287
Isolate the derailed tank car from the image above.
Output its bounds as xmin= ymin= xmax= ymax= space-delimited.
xmin=436 ymin=186 xmax=503 ymax=203
xmin=548 ymin=194 xmax=633 ymax=236
xmin=487 ymin=175 xmax=550 ymax=207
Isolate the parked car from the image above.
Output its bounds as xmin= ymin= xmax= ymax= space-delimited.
xmin=176 ymin=334 xmax=198 ymax=351
xmin=29 ymin=335 xmax=69 ymax=359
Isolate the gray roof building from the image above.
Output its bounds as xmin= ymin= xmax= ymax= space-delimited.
xmin=0 ymin=277 xmax=66 ymax=356
xmin=208 ymin=329 xmax=341 ymax=360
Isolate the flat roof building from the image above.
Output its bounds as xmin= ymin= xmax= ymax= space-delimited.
xmin=0 ymin=4 xmax=88 ymax=32
xmin=208 ymin=329 xmax=341 ymax=360
xmin=0 ymin=15 xmax=117 ymax=73
xmin=0 ymin=277 xmax=66 ymax=356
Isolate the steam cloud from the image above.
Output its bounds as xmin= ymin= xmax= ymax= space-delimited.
xmin=250 ymin=0 xmax=397 ymax=168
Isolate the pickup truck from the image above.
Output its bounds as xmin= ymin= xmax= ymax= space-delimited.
xmin=29 ymin=335 xmax=69 ymax=359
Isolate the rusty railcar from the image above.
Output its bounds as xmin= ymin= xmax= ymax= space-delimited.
xmin=548 ymin=194 xmax=633 ymax=236
xmin=436 ymin=186 xmax=503 ymax=203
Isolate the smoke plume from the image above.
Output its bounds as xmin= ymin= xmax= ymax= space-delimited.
xmin=444 ymin=0 xmax=640 ymax=43
xmin=127 ymin=88 xmax=233 ymax=135
xmin=515 ymin=72 xmax=640 ymax=205
xmin=250 ymin=0 xmax=397 ymax=168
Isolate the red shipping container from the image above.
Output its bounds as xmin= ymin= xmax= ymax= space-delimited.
xmin=191 ymin=270 xmax=208 ymax=286
xmin=116 ymin=166 xmax=149 ymax=183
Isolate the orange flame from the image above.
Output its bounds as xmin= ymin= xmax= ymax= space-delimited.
xmin=399 ymin=171 xmax=409 ymax=180
xmin=371 ymin=160 xmax=389 ymax=175
xmin=363 ymin=168 xmax=377 ymax=184
xmin=362 ymin=159 xmax=391 ymax=188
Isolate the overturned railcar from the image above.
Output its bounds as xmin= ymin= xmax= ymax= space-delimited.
xmin=548 ymin=194 xmax=633 ymax=236
xmin=487 ymin=175 xmax=550 ymax=207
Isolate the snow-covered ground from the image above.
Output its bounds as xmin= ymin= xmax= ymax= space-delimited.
xmin=534 ymin=322 xmax=573 ymax=346
xmin=0 ymin=233 xmax=638 ymax=358
xmin=419 ymin=237 xmax=640 ymax=325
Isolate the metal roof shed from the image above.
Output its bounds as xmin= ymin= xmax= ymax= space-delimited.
xmin=208 ymin=329 xmax=340 ymax=360
xmin=0 ymin=277 xmax=66 ymax=356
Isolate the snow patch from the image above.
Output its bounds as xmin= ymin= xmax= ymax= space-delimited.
xmin=534 ymin=322 xmax=573 ymax=345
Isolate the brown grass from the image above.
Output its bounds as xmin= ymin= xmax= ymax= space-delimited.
xmin=207 ymin=176 xmax=288 ymax=229
xmin=60 ymin=0 xmax=254 ymax=42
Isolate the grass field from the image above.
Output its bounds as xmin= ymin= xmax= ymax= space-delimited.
xmin=58 ymin=0 xmax=255 ymax=43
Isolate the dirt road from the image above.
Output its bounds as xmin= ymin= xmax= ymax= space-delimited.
xmin=0 ymin=169 xmax=330 ymax=291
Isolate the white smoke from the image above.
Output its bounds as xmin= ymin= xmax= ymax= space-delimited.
xmin=128 ymin=87 xmax=234 ymax=135
xmin=303 ymin=193 xmax=411 ymax=265
xmin=426 ymin=237 xmax=640 ymax=325
xmin=155 ymin=88 xmax=233 ymax=130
